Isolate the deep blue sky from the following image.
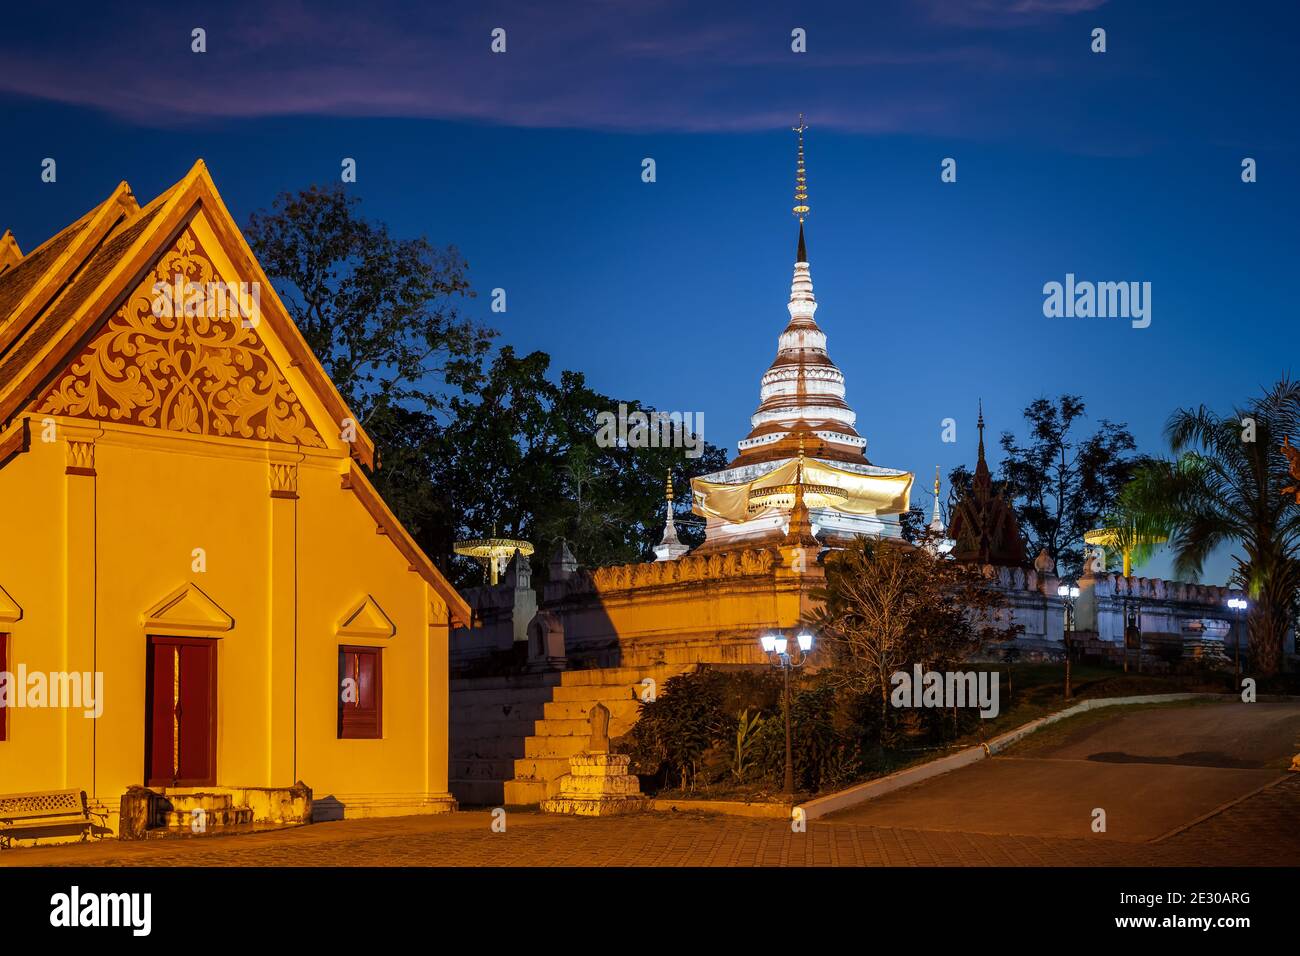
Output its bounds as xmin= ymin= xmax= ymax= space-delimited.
xmin=2 ymin=0 xmax=1296 ymax=583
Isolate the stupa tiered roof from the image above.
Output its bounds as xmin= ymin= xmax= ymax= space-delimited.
xmin=730 ymin=218 xmax=874 ymax=469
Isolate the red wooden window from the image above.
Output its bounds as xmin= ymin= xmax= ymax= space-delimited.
xmin=0 ymin=633 xmax=8 ymax=741
xmin=338 ymin=646 xmax=382 ymax=739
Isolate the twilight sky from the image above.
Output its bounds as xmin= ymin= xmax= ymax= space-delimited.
xmin=2 ymin=0 xmax=1296 ymax=582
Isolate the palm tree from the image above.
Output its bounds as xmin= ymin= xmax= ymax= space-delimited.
xmin=1120 ymin=380 xmax=1300 ymax=677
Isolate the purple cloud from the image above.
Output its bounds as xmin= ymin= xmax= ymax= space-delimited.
xmin=0 ymin=0 xmax=1100 ymax=134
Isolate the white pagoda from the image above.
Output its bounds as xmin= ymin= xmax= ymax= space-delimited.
xmin=690 ymin=117 xmax=914 ymax=551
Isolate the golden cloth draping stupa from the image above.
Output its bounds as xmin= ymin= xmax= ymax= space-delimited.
xmin=693 ymin=455 xmax=911 ymax=522
xmin=691 ymin=117 xmax=913 ymax=551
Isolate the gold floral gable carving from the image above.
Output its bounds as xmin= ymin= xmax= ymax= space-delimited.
xmin=39 ymin=228 xmax=326 ymax=448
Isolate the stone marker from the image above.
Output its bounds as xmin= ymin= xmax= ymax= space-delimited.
xmin=588 ymin=701 xmax=610 ymax=752
xmin=540 ymin=702 xmax=648 ymax=817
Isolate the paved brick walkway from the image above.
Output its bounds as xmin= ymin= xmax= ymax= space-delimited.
xmin=7 ymin=702 xmax=1295 ymax=868
xmin=5 ymin=775 xmax=1296 ymax=867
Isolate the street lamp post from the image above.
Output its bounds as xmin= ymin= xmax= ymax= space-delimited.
xmin=1056 ymin=582 xmax=1080 ymax=699
xmin=1227 ymin=597 xmax=1248 ymax=686
xmin=760 ymin=628 xmax=814 ymax=795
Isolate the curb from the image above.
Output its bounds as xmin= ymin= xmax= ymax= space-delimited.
xmin=649 ymin=798 xmax=793 ymax=818
xmin=1148 ymin=774 xmax=1289 ymax=844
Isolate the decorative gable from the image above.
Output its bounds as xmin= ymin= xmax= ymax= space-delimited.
xmin=142 ymin=582 xmax=234 ymax=634
xmin=337 ymin=595 xmax=397 ymax=639
xmin=37 ymin=226 xmax=325 ymax=448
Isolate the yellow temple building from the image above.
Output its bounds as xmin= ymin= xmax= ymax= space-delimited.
xmin=0 ymin=161 xmax=470 ymax=839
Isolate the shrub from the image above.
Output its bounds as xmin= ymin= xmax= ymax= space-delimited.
xmin=751 ymin=684 xmax=860 ymax=792
xmin=622 ymin=668 xmax=733 ymax=791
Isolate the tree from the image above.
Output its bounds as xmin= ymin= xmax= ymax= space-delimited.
xmin=247 ymin=185 xmax=729 ymax=587
xmin=997 ymin=395 xmax=1140 ymax=577
xmin=245 ymin=183 xmax=492 ymax=419
xmin=1120 ymin=380 xmax=1300 ymax=677
xmin=434 ymin=347 xmax=729 ymax=585
xmin=245 ymin=185 xmax=493 ymax=553
xmin=809 ymin=535 xmax=1017 ymax=724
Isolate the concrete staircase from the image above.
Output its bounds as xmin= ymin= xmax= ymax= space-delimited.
xmin=450 ymin=663 xmax=692 ymax=806
xmin=154 ymin=791 xmax=253 ymax=831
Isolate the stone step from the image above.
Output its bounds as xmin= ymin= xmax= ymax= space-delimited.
xmin=531 ymin=717 xmax=638 ymax=738
xmin=160 ymin=806 xmax=253 ymax=829
xmin=157 ymin=791 xmax=235 ymax=813
xmin=524 ymin=735 xmax=590 ymax=759
xmin=558 ymin=665 xmax=689 ymax=687
xmin=542 ymin=699 xmax=642 ymax=722
xmin=550 ymin=683 xmax=646 ymax=703
xmin=503 ymin=777 xmax=554 ymax=805
xmin=452 ymin=663 xmax=693 ymax=807
xmin=554 ymin=773 xmax=643 ymax=797
xmin=512 ymin=755 xmax=571 ymax=781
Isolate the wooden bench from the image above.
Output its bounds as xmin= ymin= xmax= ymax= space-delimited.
xmin=0 ymin=789 xmax=103 ymax=848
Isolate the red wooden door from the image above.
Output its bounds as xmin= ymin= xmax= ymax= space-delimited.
xmin=145 ymin=637 xmax=217 ymax=786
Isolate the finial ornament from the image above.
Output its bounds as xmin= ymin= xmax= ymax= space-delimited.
xmin=654 ymin=468 xmax=689 ymax=561
xmin=792 ymin=114 xmax=809 ymax=222
xmin=934 ymin=464 xmax=941 ymax=497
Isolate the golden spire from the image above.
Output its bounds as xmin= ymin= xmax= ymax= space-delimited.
xmin=665 ymin=469 xmax=674 ymax=502
xmin=792 ymin=114 xmax=810 ymax=222
xmin=934 ymin=464 xmax=941 ymax=498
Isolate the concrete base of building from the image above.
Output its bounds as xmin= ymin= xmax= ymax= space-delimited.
xmin=309 ymin=792 xmax=458 ymax=822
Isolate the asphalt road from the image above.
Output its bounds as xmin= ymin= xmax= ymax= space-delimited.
xmin=822 ymin=701 xmax=1300 ymax=843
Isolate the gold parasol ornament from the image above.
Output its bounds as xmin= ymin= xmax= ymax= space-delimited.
xmin=453 ymin=537 xmax=534 ymax=586
xmin=1084 ymin=524 xmax=1167 ymax=578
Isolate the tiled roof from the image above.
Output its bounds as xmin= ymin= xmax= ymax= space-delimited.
xmin=0 ymin=221 xmax=86 ymax=329
xmin=0 ymin=204 xmax=162 ymax=398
